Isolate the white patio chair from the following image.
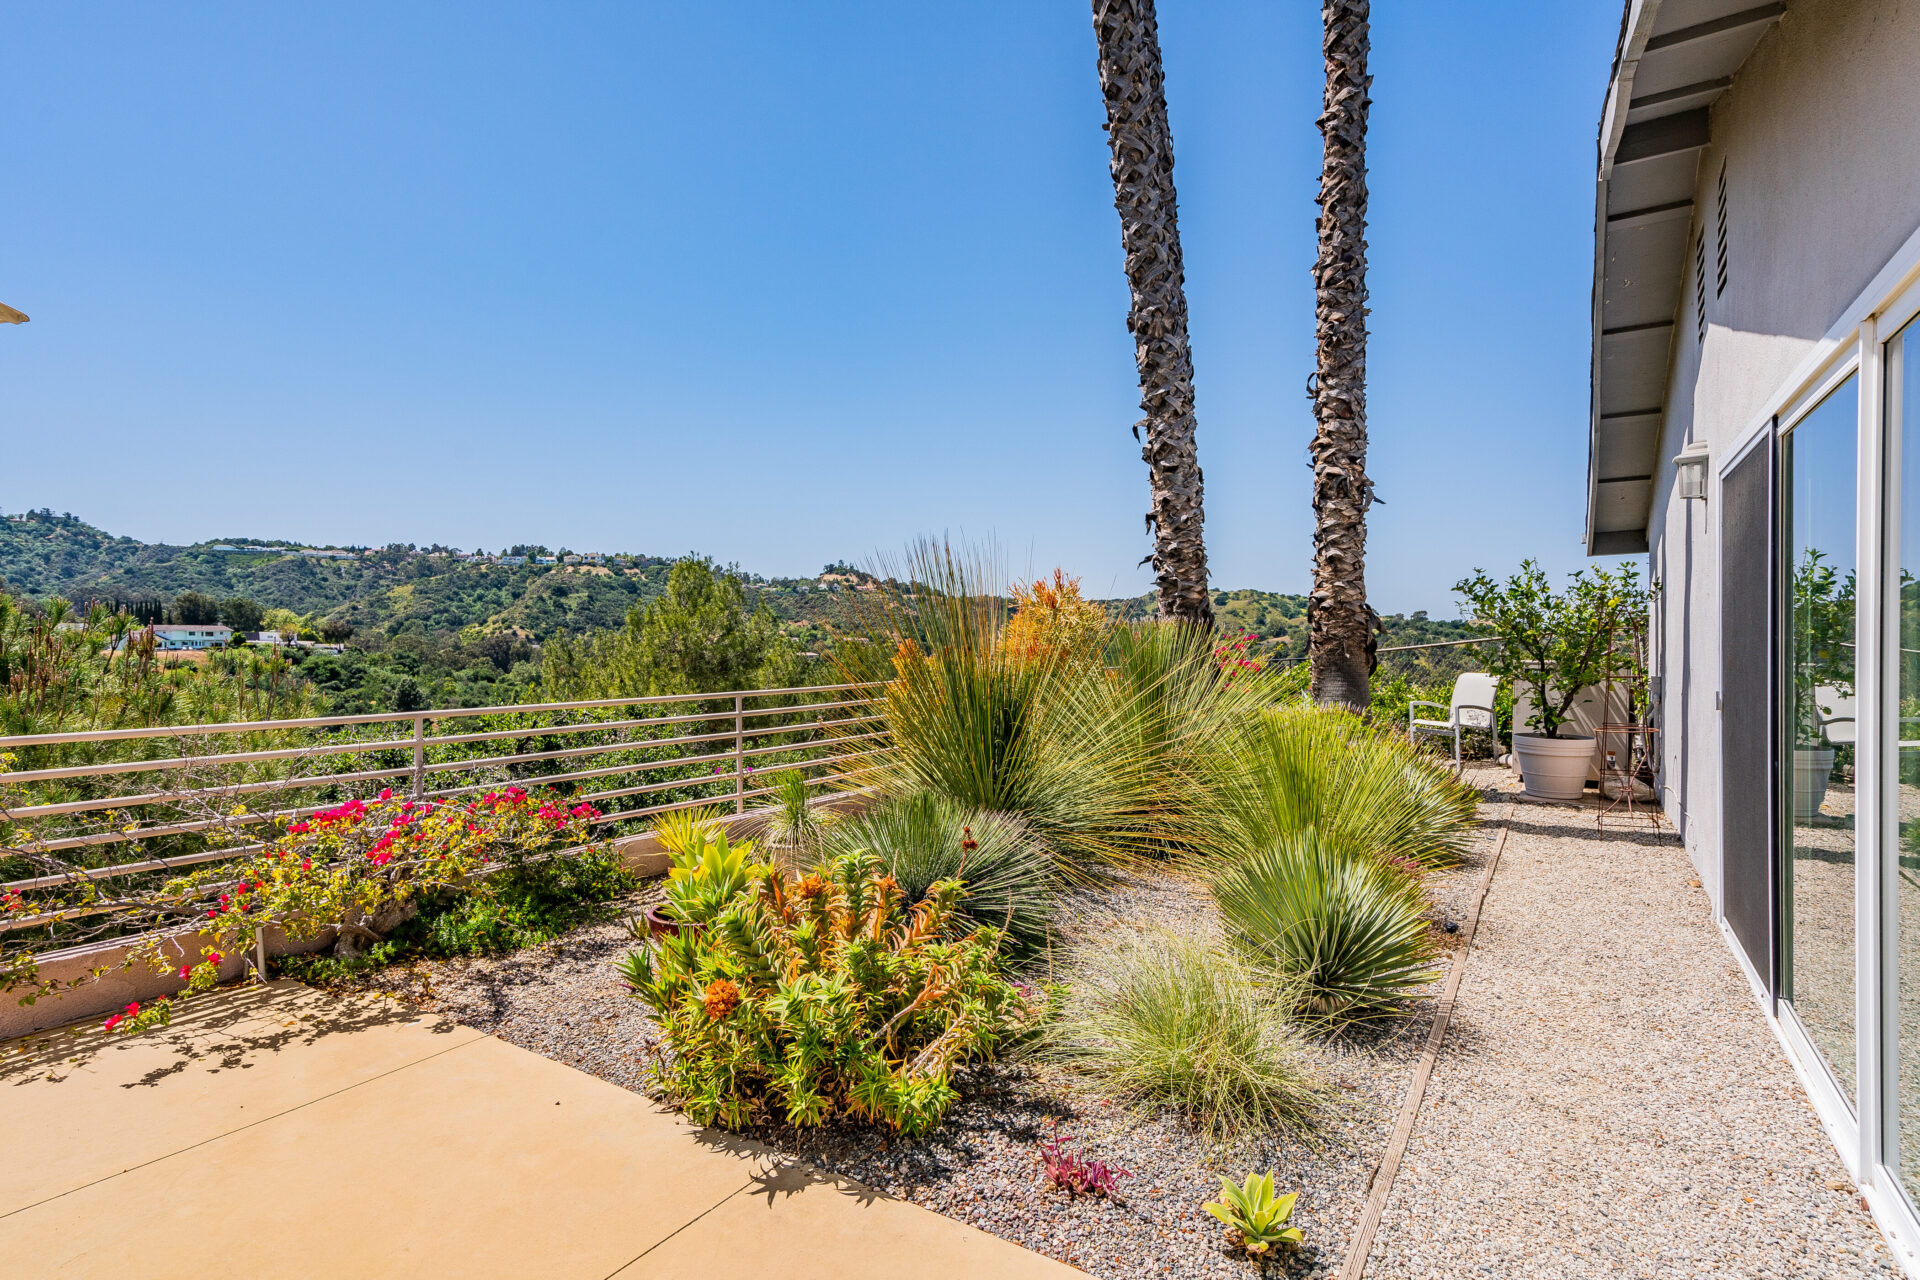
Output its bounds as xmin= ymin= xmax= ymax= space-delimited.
xmin=1812 ymin=687 xmax=1858 ymax=744
xmin=1409 ymin=672 xmax=1500 ymax=772
xmin=1813 ymin=684 xmax=1855 ymax=746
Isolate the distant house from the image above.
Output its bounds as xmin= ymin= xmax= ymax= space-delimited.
xmin=152 ymin=624 xmax=231 ymax=651
xmin=1585 ymin=0 xmax=1920 ymax=1258
xmin=295 ymin=548 xmax=354 ymax=560
xmin=499 ymin=555 xmax=527 ymax=566
xmin=536 ymin=556 xmax=557 ymax=564
xmin=206 ymin=544 xmax=239 ymax=552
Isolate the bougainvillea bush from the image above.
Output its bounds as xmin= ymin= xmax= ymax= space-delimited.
xmin=4 ymin=786 xmax=602 ymax=1035
xmin=620 ymin=849 xmax=1047 ymax=1136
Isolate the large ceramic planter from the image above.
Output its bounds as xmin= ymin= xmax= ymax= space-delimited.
xmin=1513 ymin=732 xmax=1595 ymax=801
xmin=1793 ymin=746 xmax=1836 ymax=816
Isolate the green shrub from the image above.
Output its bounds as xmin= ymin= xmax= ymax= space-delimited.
xmin=1209 ymin=705 xmax=1478 ymax=868
xmin=1043 ymin=926 xmax=1330 ymax=1138
xmin=1211 ymin=830 xmax=1437 ymax=1023
xmin=620 ymin=849 xmax=1044 ymax=1136
xmin=280 ymin=846 xmax=637 ymax=986
xmin=816 ymin=790 xmax=1056 ymax=959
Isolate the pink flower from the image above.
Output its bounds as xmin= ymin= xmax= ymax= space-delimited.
xmin=103 ymin=1014 xmax=123 ymax=1032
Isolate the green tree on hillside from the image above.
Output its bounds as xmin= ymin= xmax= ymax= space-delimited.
xmin=219 ymin=596 xmax=265 ymax=634
xmin=171 ymin=591 xmax=221 ymax=625
xmin=542 ymin=557 xmax=802 ymax=698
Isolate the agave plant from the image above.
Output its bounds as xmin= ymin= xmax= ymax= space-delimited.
xmin=1211 ymin=828 xmax=1437 ymax=1022
xmin=816 ymin=790 xmax=1056 ymax=958
xmin=1203 ymin=1170 xmax=1303 ymax=1256
xmin=651 ymin=804 xmax=723 ymax=859
xmin=663 ymin=828 xmax=767 ymax=926
xmin=1207 ymin=704 xmax=1478 ymax=869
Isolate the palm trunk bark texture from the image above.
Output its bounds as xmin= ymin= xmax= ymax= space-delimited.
xmin=1091 ymin=0 xmax=1212 ymax=628
xmin=1309 ymin=0 xmax=1375 ymax=709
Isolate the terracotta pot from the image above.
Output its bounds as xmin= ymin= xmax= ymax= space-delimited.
xmin=644 ymin=904 xmax=700 ymax=941
xmin=1512 ymin=732 xmax=1595 ymax=801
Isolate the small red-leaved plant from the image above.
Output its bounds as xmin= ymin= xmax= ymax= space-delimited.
xmin=1040 ymin=1120 xmax=1130 ymax=1199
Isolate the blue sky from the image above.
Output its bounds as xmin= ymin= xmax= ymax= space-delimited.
xmin=0 ymin=2 xmax=1625 ymax=615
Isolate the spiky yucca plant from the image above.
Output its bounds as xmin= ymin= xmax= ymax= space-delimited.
xmin=1044 ymin=925 xmax=1331 ymax=1137
xmin=1209 ymin=704 xmax=1477 ymax=868
xmin=842 ymin=540 xmax=1286 ymax=873
xmin=816 ymin=790 xmax=1056 ymax=959
xmin=1211 ymin=829 xmax=1436 ymax=1022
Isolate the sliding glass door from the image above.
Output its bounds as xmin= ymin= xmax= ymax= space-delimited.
xmin=1888 ymin=318 xmax=1920 ymax=1205
xmin=1780 ymin=374 xmax=1860 ymax=1104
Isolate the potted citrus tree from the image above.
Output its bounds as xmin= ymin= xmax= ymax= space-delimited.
xmin=1788 ymin=549 xmax=1854 ymax=814
xmin=1454 ymin=560 xmax=1648 ymax=801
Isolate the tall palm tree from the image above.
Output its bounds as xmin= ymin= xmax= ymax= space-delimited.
xmin=1308 ymin=0 xmax=1375 ymax=710
xmin=1090 ymin=0 xmax=1212 ymax=628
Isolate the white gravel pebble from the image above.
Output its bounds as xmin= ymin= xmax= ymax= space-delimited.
xmin=1365 ymin=767 xmax=1900 ymax=1279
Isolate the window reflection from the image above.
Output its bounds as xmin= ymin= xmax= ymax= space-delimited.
xmin=1781 ymin=373 xmax=1859 ymax=1104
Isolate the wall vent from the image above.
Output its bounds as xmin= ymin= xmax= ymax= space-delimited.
xmin=1715 ymin=162 xmax=1730 ymax=297
xmin=1695 ymin=232 xmax=1708 ymax=345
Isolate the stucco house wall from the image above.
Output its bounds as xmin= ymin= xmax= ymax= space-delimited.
xmin=1650 ymin=0 xmax=1920 ymax=906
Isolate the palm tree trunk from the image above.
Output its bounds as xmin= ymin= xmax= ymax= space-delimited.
xmin=1091 ymin=0 xmax=1212 ymax=628
xmin=1309 ymin=0 xmax=1375 ymax=710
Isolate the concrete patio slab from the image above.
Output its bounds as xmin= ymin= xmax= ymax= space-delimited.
xmin=0 ymin=981 xmax=481 ymax=1217
xmin=3 ymin=982 xmax=1080 ymax=1280
xmin=614 ymin=1160 xmax=1080 ymax=1279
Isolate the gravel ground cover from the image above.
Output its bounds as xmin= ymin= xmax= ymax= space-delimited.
xmin=1366 ymin=767 xmax=1900 ymax=1279
xmin=347 ymin=828 xmax=1499 ymax=1278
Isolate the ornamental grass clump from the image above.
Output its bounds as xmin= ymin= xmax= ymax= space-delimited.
xmin=620 ymin=848 xmax=1046 ymax=1136
xmin=816 ymin=790 xmax=1056 ymax=959
xmin=1209 ymin=704 xmax=1478 ymax=869
xmin=1211 ymin=829 xmax=1437 ymax=1024
xmin=1043 ymin=925 xmax=1331 ymax=1139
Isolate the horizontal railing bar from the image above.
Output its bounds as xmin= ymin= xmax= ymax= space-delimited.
xmin=1 ymin=843 xmax=275 ymax=894
xmin=0 ymin=712 xmax=883 ymax=797
xmin=5 ymin=740 xmax=891 ymax=890
xmin=417 ymin=698 xmax=877 ymax=750
xmin=1375 ymin=636 xmax=1499 ymax=653
xmin=0 ymin=733 xmax=420 ymax=785
xmin=2 ymin=757 xmax=891 ymax=926
xmin=0 ymin=682 xmax=887 ymax=749
xmin=573 ymin=745 xmax=886 ymax=811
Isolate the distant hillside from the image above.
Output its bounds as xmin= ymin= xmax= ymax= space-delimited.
xmin=0 ymin=510 xmax=1481 ymax=655
xmin=1107 ymin=587 xmax=1484 ymax=661
xmin=0 ymin=510 xmax=863 ymax=643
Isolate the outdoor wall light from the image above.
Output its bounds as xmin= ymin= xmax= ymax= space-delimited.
xmin=1676 ymin=441 xmax=1710 ymax=501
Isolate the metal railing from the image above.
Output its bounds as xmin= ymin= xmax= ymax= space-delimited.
xmin=0 ymin=681 xmax=890 ymax=941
